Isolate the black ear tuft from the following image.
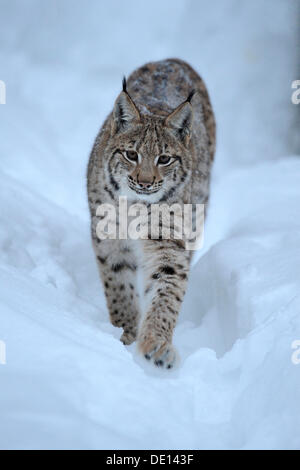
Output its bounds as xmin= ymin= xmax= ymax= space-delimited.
xmin=122 ymin=76 xmax=127 ymax=94
xmin=112 ymin=84 xmax=140 ymax=134
xmin=186 ymin=89 xmax=196 ymax=103
xmin=165 ymin=99 xmax=193 ymax=145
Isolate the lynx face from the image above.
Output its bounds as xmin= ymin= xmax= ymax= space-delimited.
xmin=104 ymin=86 xmax=195 ymax=202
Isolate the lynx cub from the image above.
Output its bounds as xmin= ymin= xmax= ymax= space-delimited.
xmin=87 ymin=59 xmax=215 ymax=369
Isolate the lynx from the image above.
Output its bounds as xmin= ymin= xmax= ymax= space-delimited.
xmin=87 ymin=59 xmax=215 ymax=369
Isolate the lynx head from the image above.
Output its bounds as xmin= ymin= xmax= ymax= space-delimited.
xmin=105 ymin=78 xmax=195 ymax=202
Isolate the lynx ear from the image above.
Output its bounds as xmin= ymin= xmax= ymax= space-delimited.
xmin=165 ymin=91 xmax=195 ymax=144
xmin=112 ymin=78 xmax=140 ymax=134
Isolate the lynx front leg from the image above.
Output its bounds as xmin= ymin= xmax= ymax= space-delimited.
xmin=138 ymin=240 xmax=190 ymax=368
xmin=94 ymin=239 xmax=141 ymax=345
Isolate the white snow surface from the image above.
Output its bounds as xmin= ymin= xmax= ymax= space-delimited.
xmin=0 ymin=0 xmax=300 ymax=450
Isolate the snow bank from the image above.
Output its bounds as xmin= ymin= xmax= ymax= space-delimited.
xmin=0 ymin=0 xmax=300 ymax=450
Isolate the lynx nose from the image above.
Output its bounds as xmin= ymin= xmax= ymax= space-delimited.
xmin=138 ymin=180 xmax=153 ymax=189
xmin=128 ymin=174 xmax=155 ymax=190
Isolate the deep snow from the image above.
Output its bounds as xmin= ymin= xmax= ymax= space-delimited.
xmin=0 ymin=0 xmax=300 ymax=450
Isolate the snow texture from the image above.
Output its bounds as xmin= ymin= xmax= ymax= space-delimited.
xmin=0 ymin=0 xmax=300 ymax=450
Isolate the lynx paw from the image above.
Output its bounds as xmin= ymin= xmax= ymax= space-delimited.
xmin=138 ymin=334 xmax=177 ymax=369
xmin=120 ymin=329 xmax=137 ymax=346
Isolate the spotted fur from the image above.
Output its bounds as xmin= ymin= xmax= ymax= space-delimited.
xmin=87 ymin=59 xmax=216 ymax=368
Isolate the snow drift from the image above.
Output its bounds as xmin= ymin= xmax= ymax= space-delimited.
xmin=1 ymin=158 xmax=300 ymax=450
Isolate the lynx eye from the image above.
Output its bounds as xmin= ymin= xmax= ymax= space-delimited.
xmin=157 ymin=155 xmax=173 ymax=166
xmin=125 ymin=150 xmax=138 ymax=163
